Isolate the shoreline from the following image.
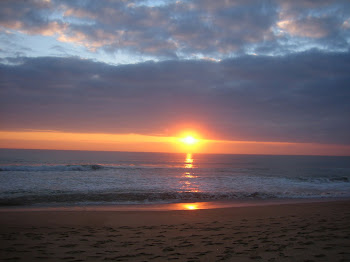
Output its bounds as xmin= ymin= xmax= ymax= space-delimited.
xmin=1 ymin=200 xmax=349 ymax=261
xmin=1 ymin=196 xmax=349 ymax=212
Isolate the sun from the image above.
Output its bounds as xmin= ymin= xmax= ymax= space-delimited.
xmin=175 ymin=132 xmax=201 ymax=152
xmin=183 ymin=135 xmax=197 ymax=145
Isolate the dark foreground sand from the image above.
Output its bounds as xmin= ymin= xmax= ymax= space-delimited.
xmin=1 ymin=200 xmax=350 ymax=262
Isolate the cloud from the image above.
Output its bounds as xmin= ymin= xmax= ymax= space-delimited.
xmin=0 ymin=0 xmax=66 ymax=35
xmin=1 ymin=0 xmax=349 ymax=59
xmin=275 ymin=0 xmax=350 ymax=51
xmin=0 ymin=51 xmax=349 ymax=145
xmin=277 ymin=17 xmax=338 ymax=38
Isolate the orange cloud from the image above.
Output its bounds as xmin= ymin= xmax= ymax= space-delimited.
xmin=0 ymin=20 xmax=67 ymax=37
xmin=63 ymin=8 xmax=97 ymax=19
xmin=57 ymin=29 xmax=118 ymax=51
xmin=277 ymin=19 xmax=329 ymax=38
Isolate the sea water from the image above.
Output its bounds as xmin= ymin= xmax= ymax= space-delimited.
xmin=0 ymin=149 xmax=349 ymax=207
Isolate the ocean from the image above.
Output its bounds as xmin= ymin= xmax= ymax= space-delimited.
xmin=0 ymin=149 xmax=349 ymax=208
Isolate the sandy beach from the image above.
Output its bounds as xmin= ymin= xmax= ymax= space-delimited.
xmin=1 ymin=200 xmax=350 ymax=261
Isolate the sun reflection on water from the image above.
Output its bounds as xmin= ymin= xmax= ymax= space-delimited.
xmin=183 ymin=204 xmax=199 ymax=210
xmin=184 ymin=153 xmax=193 ymax=168
xmin=180 ymin=153 xmax=200 ymax=193
xmin=184 ymin=172 xmax=196 ymax=178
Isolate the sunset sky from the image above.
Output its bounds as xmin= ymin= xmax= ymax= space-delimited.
xmin=0 ymin=0 xmax=350 ymax=155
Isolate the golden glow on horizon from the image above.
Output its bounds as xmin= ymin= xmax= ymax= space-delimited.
xmin=0 ymin=130 xmax=349 ymax=155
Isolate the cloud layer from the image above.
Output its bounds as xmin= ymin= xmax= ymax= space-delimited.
xmin=0 ymin=0 xmax=349 ymax=60
xmin=1 ymin=51 xmax=349 ymax=144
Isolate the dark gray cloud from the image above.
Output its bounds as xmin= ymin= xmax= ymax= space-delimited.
xmin=0 ymin=0 xmax=349 ymax=59
xmin=1 ymin=52 xmax=349 ymax=144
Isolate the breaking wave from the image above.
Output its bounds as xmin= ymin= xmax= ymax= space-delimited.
xmin=293 ymin=176 xmax=349 ymax=183
xmin=0 ymin=164 xmax=105 ymax=172
xmin=1 ymin=190 xmax=349 ymax=207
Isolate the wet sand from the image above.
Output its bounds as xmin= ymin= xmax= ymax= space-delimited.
xmin=1 ymin=200 xmax=350 ymax=261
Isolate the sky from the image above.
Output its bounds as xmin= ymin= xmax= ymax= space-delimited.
xmin=0 ymin=0 xmax=350 ymax=155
